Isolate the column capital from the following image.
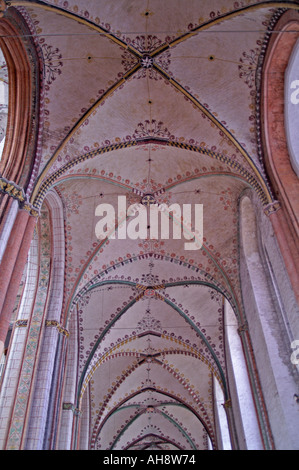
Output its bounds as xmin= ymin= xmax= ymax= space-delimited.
xmin=237 ymin=321 xmax=248 ymax=335
xmin=15 ymin=320 xmax=28 ymax=328
xmin=223 ymin=398 xmax=232 ymax=409
xmin=63 ymin=403 xmax=82 ymax=417
xmin=264 ymin=200 xmax=281 ymax=217
xmin=45 ymin=320 xmax=69 ymax=337
xmin=0 ymin=177 xmax=25 ymax=203
xmin=0 ymin=176 xmax=39 ymax=218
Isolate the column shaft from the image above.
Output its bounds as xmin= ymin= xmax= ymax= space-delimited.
xmin=0 ymin=212 xmax=36 ymax=358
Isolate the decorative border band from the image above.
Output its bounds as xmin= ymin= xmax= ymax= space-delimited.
xmin=32 ymin=138 xmax=269 ymax=211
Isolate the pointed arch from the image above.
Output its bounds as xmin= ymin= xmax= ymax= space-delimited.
xmin=0 ymin=8 xmax=40 ymax=190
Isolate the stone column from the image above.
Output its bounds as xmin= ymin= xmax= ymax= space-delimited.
xmin=0 ymin=199 xmax=18 ymax=263
xmin=265 ymin=201 xmax=299 ymax=305
xmin=0 ymin=233 xmax=38 ymax=450
xmin=57 ymin=310 xmax=78 ymax=450
xmin=0 ymin=209 xmax=36 ymax=358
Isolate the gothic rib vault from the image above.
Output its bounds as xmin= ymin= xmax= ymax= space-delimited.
xmin=1 ymin=0 xmax=299 ymax=451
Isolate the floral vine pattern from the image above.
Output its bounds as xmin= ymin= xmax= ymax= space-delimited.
xmin=61 ymin=190 xmax=83 ymax=216
xmin=125 ymin=35 xmax=163 ymax=53
xmin=41 ymin=43 xmax=63 ymax=86
xmin=238 ymin=47 xmax=259 ymax=89
xmin=133 ymin=119 xmax=173 ymax=140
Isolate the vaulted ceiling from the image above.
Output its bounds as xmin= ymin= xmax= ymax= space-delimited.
xmin=12 ymin=0 xmax=295 ymax=450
